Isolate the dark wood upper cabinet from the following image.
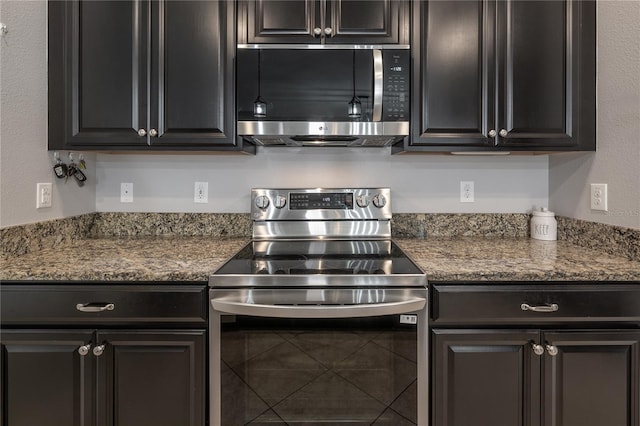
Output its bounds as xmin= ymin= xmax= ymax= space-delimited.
xmin=48 ymin=1 xmax=253 ymax=152
xmin=239 ymin=0 xmax=409 ymax=45
xmin=398 ymin=0 xmax=596 ymax=153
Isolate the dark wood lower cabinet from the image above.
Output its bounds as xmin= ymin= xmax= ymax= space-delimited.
xmin=433 ymin=329 xmax=640 ymax=426
xmin=0 ymin=330 xmax=95 ymax=426
xmin=0 ymin=329 xmax=205 ymax=426
xmin=543 ymin=331 xmax=640 ymax=426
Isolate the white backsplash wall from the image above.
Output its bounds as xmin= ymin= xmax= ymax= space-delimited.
xmin=95 ymin=149 xmax=548 ymax=213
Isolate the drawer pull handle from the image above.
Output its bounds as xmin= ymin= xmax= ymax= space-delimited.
xmin=76 ymin=303 xmax=115 ymax=313
xmin=521 ymin=303 xmax=558 ymax=313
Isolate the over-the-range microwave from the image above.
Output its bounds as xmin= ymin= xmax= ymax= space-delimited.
xmin=236 ymin=47 xmax=410 ymax=147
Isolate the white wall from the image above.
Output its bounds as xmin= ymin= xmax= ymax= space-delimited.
xmin=0 ymin=1 xmax=96 ymax=229
xmin=96 ymin=150 xmax=548 ymax=213
xmin=4 ymin=1 xmax=637 ymax=226
xmin=549 ymin=0 xmax=640 ymax=230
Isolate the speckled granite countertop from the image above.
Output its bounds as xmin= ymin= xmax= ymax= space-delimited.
xmin=0 ymin=237 xmax=248 ymax=282
xmin=1 ymin=236 xmax=639 ymax=283
xmin=394 ymin=238 xmax=640 ymax=282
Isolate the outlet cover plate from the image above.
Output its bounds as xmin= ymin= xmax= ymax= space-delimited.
xmin=36 ymin=183 xmax=52 ymax=208
xmin=194 ymin=182 xmax=208 ymax=203
xmin=590 ymin=183 xmax=608 ymax=211
xmin=120 ymin=183 xmax=133 ymax=203
xmin=460 ymin=181 xmax=475 ymax=203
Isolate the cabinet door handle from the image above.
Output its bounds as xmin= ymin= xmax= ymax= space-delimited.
xmin=499 ymin=129 xmax=508 ymax=137
xmin=313 ymin=27 xmax=322 ymax=37
xmin=521 ymin=303 xmax=558 ymax=313
xmin=93 ymin=344 xmax=106 ymax=357
xmin=148 ymin=128 xmax=158 ymax=137
xmin=324 ymin=27 xmax=333 ymax=37
xmin=545 ymin=344 xmax=559 ymax=356
xmin=76 ymin=303 xmax=115 ymax=313
xmin=138 ymin=128 xmax=147 ymax=137
xmin=531 ymin=342 xmax=544 ymax=356
xmin=78 ymin=343 xmax=92 ymax=356
xmin=488 ymin=129 xmax=497 ymax=137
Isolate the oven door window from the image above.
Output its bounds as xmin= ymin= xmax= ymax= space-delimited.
xmin=220 ymin=316 xmax=417 ymax=425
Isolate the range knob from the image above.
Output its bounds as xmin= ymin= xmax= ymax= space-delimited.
xmin=255 ymin=195 xmax=270 ymax=210
xmin=372 ymin=194 xmax=387 ymax=208
xmin=274 ymin=195 xmax=287 ymax=209
xmin=356 ymin=195 xmax=369 ymax=208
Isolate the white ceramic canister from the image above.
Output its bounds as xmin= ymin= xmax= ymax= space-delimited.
xmin=530 ymin=207 xmax=557 ymax=241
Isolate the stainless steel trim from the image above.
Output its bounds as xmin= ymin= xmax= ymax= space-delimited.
xmin=372 ymin=49 xmax=383 ymax=121
xmin=212 ymin=297 xmax=426 ymax=318
xmin=251 ymin=188 xmax=392 ymax=222
xmin=521 ymin=303 xmax=559 ymax=313
xmin=76 ymin=303 xmax=115 ymax=313
xmin=450 ymin=151 xmax=512 ymax=156
xmin=237 ymin=44 xmax=411 ymax=50
xmin=252 ymin=221 xmax=391 ymax=240
xmin=210 ymin=272 xmax=426 ymax=288
xmin=237 ymin=121 xmax=409 ymax=137
xmin=252 ymin=240 xmax=392 ymax=256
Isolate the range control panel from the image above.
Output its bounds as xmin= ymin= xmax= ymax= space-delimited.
xmin=251 ymin=188 xmax=391 ymax=222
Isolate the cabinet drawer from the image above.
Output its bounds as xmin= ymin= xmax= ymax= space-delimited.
xmin=431 ymin=284 xmax=640 ymax=325
xmin=0 ymin=285 xmax=207 ymax=326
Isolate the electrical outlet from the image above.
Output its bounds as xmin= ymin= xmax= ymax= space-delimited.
xmin=120 ymin=183 xmax=133 ymax=203
xmin=590 ymin=183 xmax=608 ymax=211
xmin=194 ymin=182 xmax=208 ymax=203
xmin=36 ymin=183 xmax=52 ymax=208
xmin=460 ymin=181 xmax=475 ymax=203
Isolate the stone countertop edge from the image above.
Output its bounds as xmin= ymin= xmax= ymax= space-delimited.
xmin=1 ymin=236 xmax=639 ymax=283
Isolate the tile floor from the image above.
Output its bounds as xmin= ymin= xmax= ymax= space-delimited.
xmin=221 ymin=322 xmax=417 ymax=425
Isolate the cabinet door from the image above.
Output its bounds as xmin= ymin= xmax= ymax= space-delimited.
xmin=48 ymin=1 xmax=148 ymax=149
xmin=410 ymin=0 xmax=495 ymax=148
xmin=496 ymin=0 xmax=583 ymax=148
xmin=0 ymin=330 xmax=95 ymax=426
xmin=543 ymin=331 xmax=640 ymax=426
xmin=149 ymin=0 xmax=238 ymax=148
xmin=243 ymin=0 xmax=321 ymax=44
xmin=326 ymin=0 xmax=407 ymax=44
xmin=95 ymin=330 xmax=205 ymax=426
xmin=432 ymin=329 xmax=541 ymax=426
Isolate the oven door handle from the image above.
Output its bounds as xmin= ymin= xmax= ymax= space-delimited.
xmin=211 ymin=297 xmax=426 ymax=319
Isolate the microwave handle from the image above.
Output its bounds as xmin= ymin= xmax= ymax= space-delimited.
xmin=211 ymin=297 xmax=426 ymax=319
xmin=372 ymin=49 xmax=383 ymax=122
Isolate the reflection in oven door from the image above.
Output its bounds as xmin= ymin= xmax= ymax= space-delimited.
xmin=219 ymin=315 xmax=419 ymax=425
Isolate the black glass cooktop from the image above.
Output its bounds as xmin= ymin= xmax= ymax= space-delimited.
xmin=214 ymin=240 xmax=423 ymax=276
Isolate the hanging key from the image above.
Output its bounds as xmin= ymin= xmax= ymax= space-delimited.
xmin=53 ymin=161 xmax=67 ymax=179
xmin=71 ymin=166 xmax=87 ymax=186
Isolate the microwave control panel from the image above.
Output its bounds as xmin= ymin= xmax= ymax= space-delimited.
xmin=382 ymin=51 xmax=410 ymax=121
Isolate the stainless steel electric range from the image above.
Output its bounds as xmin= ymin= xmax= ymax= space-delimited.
xmin=209 ymin=188 xmax=427 ymax=425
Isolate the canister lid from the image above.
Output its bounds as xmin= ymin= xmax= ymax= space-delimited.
xmin=532 ymin=207 xmax=555 ymax=217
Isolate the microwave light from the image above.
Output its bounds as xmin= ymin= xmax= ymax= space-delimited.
xmin=348 ymin=96 xmax=362 ymax=119
xmin=254 ymin=96 xmax=267 ymax=118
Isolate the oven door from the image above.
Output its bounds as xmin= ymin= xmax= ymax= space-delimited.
xmin=210 ymin=288 xmax=428 ymax=425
